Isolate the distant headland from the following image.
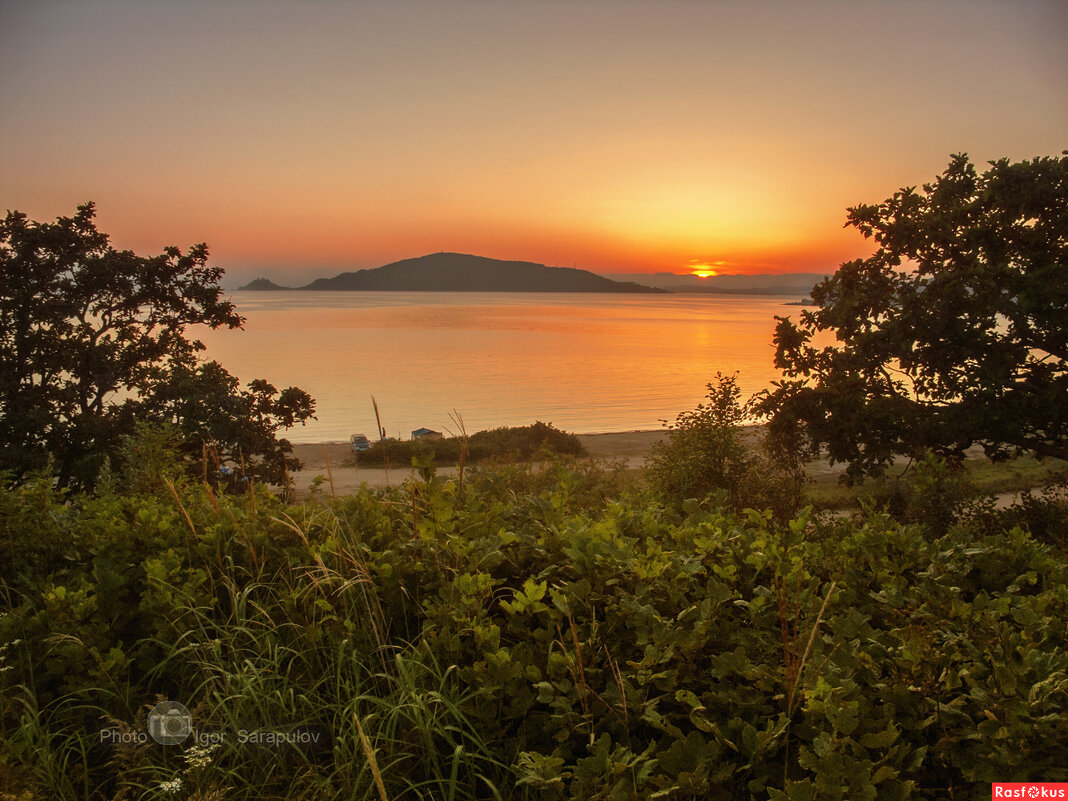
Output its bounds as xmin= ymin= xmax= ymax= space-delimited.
xmin=238 ymin=253 xmax=666 ymax=293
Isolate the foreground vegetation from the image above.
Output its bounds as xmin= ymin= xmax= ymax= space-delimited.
xmin=2 ymin=449 xmax=1066 ymax=800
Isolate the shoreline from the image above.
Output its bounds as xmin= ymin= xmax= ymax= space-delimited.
xmin=286 ymin=430 xmax=1065 ymax=509
xmin=287 ymin=427 xmax=666 ymax=445
xmin=288 ymin=430 xmax=668 ymax=494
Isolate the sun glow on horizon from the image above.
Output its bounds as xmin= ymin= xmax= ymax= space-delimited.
xmin=689 ymin=260 xmax=727 ymax=278
xmin=1 ymin=2 xmax=1062 ymax=287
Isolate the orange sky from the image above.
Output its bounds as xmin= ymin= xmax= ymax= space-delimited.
xmin=2 ymin=1 xmax=1065 ymax=286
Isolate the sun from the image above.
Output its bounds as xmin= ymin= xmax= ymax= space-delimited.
xmin=688 ymin=263 xmax=719 ymax=278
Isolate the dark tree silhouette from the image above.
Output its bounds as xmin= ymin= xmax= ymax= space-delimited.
xmin=759 ymin=153 xmax=1067 ymax=480
xmin=0 ymin=203 xmax=314 ymax=489
xmin=142 ymin=358 xmax=315 ymax=489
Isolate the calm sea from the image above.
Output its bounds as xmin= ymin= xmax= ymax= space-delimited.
xmin=198 ymin=291 xmax=802 ymax=443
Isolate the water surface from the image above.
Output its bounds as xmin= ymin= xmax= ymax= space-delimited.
xmin=199 ymin=291 xmax=800 ymax=442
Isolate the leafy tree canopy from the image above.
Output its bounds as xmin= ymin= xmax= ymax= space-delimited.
xmin=0 ymin=203 xmax=314 ymax=489
xmin=759 ymin=153 xmax=1067 ymax=480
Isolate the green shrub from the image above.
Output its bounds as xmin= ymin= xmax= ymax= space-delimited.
xmin=960 ymin=478 xmax=1068 ymax=552
xmin=2 ymin=461 xmax=1065 ymax=800
xmin=858 ymin=452 xmax=979 ymax=536
xmin=355 ymin=421 xmax=586 ymax=467
xmin=648 ymin=373 xmax=803 ymax=517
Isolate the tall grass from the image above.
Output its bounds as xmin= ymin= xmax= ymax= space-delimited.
xmin=3 ymin=454 xmax=1065 ymax=799
xmin=1 ymin=475 xmax=521 ymax=800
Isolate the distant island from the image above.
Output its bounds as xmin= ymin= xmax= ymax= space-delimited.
xmin=239 ymin=277 xmax=291 ymax=291
xmin=239 ymin=253 xmax=665 ymax=293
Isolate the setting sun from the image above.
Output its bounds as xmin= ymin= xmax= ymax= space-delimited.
xmin=689 ymin=260 xmax=727 ymax=278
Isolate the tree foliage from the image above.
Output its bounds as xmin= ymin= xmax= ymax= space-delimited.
xmin=0 ymin=203 xmax=314 ymax=489
xmin=142 ymin=359 xmax=316 ymax=488
xmin=759 ymin=153 xmax=1068 ymax=479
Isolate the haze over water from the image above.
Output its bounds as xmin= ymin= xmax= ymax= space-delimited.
xmin=201 ymin=292 xmax=796 ymax=443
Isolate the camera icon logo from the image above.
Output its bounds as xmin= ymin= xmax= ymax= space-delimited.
xmin=147 ymin=700 xmax=192 ymax=745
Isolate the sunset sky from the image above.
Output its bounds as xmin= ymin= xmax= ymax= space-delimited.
xmin=1 ymin=0 xmax=1065 ymax=286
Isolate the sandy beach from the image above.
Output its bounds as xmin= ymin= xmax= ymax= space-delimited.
xmin=289 ymin=430 xmax=667 ymax=495
xmin=288 ymin=429 xmax=1053 ymax=506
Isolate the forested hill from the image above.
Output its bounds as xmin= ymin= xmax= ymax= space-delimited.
xmin=239 ymin=253 xmax=666 ymax=293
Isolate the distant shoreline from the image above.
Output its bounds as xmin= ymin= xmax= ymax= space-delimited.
xmin=232 ymin=287 xmax=814 ymax=298
xmin=236 ymin=253 xmax=826 ymax=296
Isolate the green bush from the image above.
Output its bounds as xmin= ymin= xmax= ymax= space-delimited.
xmin=354 ymin=421 xmax=586 ymax=467
xmin=857 ymin=453 xmax=979 ymax=536
xmin=2 ymin=461 xmax=1065 ymax=800
xmin=960 ymin=479 xmax=1068 ymax=552
xmin=647 ymin=373 xmax=803 ymax=517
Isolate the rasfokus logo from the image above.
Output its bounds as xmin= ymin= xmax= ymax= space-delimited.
xmin=992 ymin=784 xmax=1068 ymax=799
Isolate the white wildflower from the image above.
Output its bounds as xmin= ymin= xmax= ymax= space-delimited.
xmin=184 ymin=741 xmax=221 ymax=770
xmin=158 ymin=776 xmax=184 ymax=794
